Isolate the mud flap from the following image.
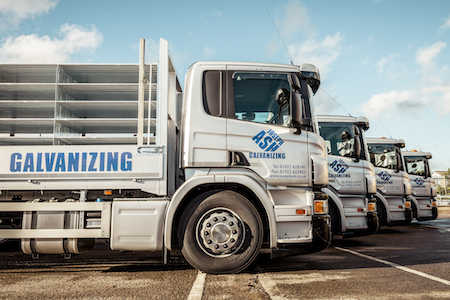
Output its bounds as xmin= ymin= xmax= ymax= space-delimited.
xmin=432 ymin=207 xmax=438 ymax=220
xmin=309 ymin=215 xmax=331 ymax=253
xmin=367 ymin=212 xmax=380 ymax=234
xmin=405 ymin=208 xmax=413 ymax=224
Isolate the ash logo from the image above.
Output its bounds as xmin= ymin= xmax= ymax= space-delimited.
xmin=377 ymin=171 xmax=391 ymax=181
xmin=414 ymin=178 xmax=425 ymax=185
xmin=252 ymin=129 xmax=284 ymax=152
xmin=330 ymin=159 xmax=349 ymax=174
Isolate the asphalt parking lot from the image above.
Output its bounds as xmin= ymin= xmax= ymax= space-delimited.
xmin=0 ymin=207 xmax=449 ymax=300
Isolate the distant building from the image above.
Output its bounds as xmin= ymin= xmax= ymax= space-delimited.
xmin=432 ymin=171 xmax=449 ymax=194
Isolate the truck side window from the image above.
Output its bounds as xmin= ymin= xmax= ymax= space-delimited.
xmin=368 ymin=144 xmax=398 ymax=170
xmin=319 ymin=123 xmax=356 ymax=158
xmin=230 ymin=72 xmax=291 ymax=126
xmin=202 ymin=71 xmax=224 ymax=117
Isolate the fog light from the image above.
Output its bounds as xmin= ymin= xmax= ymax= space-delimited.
xmin=357 ymin=208 xmax=364 ymax=212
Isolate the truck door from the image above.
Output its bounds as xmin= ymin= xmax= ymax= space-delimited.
xmin=225 ymin=69 xmax=310 ymax=186
xmin=319 ymin=122 xmax=366 ymax=195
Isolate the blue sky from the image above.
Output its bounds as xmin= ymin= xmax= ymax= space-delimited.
xmin=1 ymin=0 xmax=450 ymax=171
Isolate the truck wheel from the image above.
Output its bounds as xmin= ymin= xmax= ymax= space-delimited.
xmin=179 ymin=190 xmax=263 ymax=274
xmin=376 ymin=199 xmax=387 ymax=227
xmin=329 ymin=205 xmax=340 ymax=236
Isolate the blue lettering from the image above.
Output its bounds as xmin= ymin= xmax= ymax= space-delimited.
xmin=54 ymin=153 xmax=66 ymax=172
xmin=252 ymin=131 xmax=266 ymax=144
xmin=107 ymin=152 xmax=118 ymax=171
xmin=265 ymin=142 xmax=279 ymax=152
xmin=10 ymin=153 xmax=21 ymax=172
xmin=82 ymin=153 xmax=87 ymax=171
xmin=89 ymin=153 xmax=97 ymax=171
xmin=36 ymin=153 xmax=44 ymax=172
xmin=45 ymin=153 xmax=56 ymax=172
xmin=99 ymin=152 xmax=105 ymax=172
xmin=121 ymin=152 xmax=132 ymax=171
xmin=259 ymin=136 xmax=272 ymax=150
xmin=68 ymin=153 xmax=79 ymax=172
xmin=23 ymin=153 xmax=34 ymax=172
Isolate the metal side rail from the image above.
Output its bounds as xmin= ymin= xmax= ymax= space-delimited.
xmin=0 ymin=202 xmax=111 ymax=239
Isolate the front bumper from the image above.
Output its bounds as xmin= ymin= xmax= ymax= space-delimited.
xmin=343 ymin=211 xmax=379 ymax=238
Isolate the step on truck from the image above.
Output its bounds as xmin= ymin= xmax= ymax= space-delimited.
xmin=366 ymin=138 xmax=413 ymax=226
xmin=0 ymin=38 xmax=331 ymax=274
xmin=317 ymin=115 xmax=379 ymax=237
xmin=403 ymin=151 xmax=438 ymax=220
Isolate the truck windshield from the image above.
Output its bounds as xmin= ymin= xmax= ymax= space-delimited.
xmin=369 ymin=144 xmax=398 ymax=170
xmin=405 ymin=156 xmax=428 ymax=176
xmin=319 ymin=122 xmax=356 ymax=158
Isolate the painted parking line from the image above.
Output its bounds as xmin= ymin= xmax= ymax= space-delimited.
xmin=258 ymin=272 xmax=285 ymax=300
xmin=335 ymin=246 xmax=450 ymax=286
xmin=187 ymin=271 xmax=206 ymax=300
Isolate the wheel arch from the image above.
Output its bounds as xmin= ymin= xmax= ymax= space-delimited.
xmin=164 ymin=174 xmax=276 ymax=250
xmin=322 ymin=187 xmax=345 ymax=234
xmin=374 ymin=191 xmax=390 ymax=224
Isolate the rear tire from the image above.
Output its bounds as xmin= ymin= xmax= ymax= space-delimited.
xmin=179 ymin=190 xmax=263 ymax=274
xmin=376 ymin=198 xmax=387 ymax=226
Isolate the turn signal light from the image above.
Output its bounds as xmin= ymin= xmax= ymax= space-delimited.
xmin=432 ymin=202 xmax=437 ymax=207
xmin=296 ymin=209 xmax=307 ymax=215
xmin=368 ymin=203 xmax=376 ymax=212
xmin=314 ymin=200 xmax=328 ymax=214
xmin=405 ymin=201 xmax=411 ymax=208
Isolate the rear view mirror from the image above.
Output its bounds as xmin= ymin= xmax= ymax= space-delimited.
xmin=290 ymin=91 xmax=302 ymax=135
xmin=354 ymin=136 xmax=361 ymax=162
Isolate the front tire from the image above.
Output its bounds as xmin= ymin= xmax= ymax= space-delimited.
xmin=179 ymin=190 xmax=263 ymax=274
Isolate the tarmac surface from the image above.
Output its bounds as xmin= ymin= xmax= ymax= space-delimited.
xmin=0 ymin=207 xmax=449 ymax=299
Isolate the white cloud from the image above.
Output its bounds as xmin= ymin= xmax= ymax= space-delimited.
xmin=375 ymin=54 xmax=399 ymax=74
xmin=0 ymin=0 xmax=58 ymax=28
xmin=0 ymin=23 xmax=103 ymax=63
xmin=279 ymin=0 xmax=317 ymax=38
xmin=439 ymin=16 xmax=450 ymax=33
xmin=359 ymin=90 xmax=429 ymax=118
xmin=288 ymin=32 xmax=344 ymax=75
xmin=416 ymin=42 xmax=446 ymax=67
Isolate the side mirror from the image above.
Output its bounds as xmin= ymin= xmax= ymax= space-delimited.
xmin=290 ymin=91 xmax=302 ymax=135
xmin=354 ymin=135 xmax=361 ymax=162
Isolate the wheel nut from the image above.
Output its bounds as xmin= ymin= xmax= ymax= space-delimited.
xmin=213 ymin=217 xmax=218 ymax=222
xmin=230 ymin=238 xmax=235 ymax=243
xmin=223 ymin=244 xmax=228 ymax=249
xmin=206 ymin=223 xmax=211 ymax=227
xmin=229 ymin=221 xmax=234 ymax=226
xmin=222 ymin=217 xmax=227 ymax=221
xmin=214 ymin=245 xmax=219 ymax=249
xmin=204 ymin=231 xmax=209 ymax=236
xmin=232 ymin=230 xmax=237 ymax=234
xmin=207 ymin=240 xmax=212 ymax=244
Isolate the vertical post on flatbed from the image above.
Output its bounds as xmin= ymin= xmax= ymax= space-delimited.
xmin=138 ymin=38 xmax=145 ymax=145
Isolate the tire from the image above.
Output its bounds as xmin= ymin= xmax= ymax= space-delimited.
xmin=179 ymin=190 xmax=263 ymax=274
xmin=329 ymin=205 xmax=340 ymax=235
xmin=376 ymin=198 xmax=387 ymax=227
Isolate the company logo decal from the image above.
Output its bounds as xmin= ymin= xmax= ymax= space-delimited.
xmin=329 ymin=159 xmax=350 ymax=178
xmin=377 ymin=171 xmax=391 ymax=181
xmin=9 ymin=152 xmax=133 ymax=173
xmin=250 ymin=129 xmax=285 ymax=159
xmin=414 ymin=178 xmax=425 ymax=185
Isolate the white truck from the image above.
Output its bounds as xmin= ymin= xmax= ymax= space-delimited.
xmin=0 ymin=39 xmax=331 ymax=274
xmin=318 ymin=115 xmax=378 ymax=237
xmin=366 ymin=138 xmax=413 ymax=226
xmin=403 ymin=151 xmax=438 ymax=221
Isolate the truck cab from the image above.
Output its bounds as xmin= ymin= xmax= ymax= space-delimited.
xmin=366 ymin=138 xmax=413 ymax=226
xmin=403 ymin=151 xmax=438 ymax=220
xmin=318 ymin=115 xmax=378 ymax=237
